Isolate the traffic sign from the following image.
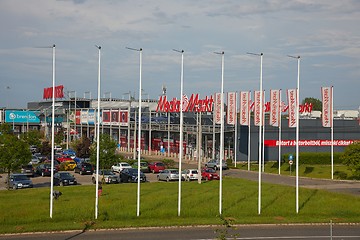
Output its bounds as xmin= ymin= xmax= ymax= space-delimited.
xmin=289 ymin=160 xmax=293 ymax=165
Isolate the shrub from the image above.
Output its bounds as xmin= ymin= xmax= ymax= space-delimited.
xmin=282 ymin=152 xmax=343 ymax=165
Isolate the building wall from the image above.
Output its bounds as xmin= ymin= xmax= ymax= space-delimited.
xmin=237 ymin=118 xmax=360 ymax=162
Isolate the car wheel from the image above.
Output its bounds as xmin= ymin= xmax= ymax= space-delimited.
xmin=12 ymin=185 xmax=17 ymax=190
xmin=205 ymin=176 xmax=209 ymax=181
xmin=41 ymin=172 xmax=45 ymax=177
xmin=157 ymin=175 xmax=160 ymax=181
xmin=152 ymin=169 xmax=155 ymax=174
xmin=92 ymin=178 xmax=96 ymax=184
xmin=80 ymin=171 xmax=83 ymax=175
xmin=60 ymin=182 xmax=64 ymax=186
xmin=128 ymin=177 xmax=131 ymax=183
xmin=214 ymin=166 xmax=217 ymax=171
xmin=166 ymin=177 xmax=170 ymax=182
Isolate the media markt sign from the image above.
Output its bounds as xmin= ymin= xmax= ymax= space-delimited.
xmin=5 ymin=110 xmax=40 ymax=123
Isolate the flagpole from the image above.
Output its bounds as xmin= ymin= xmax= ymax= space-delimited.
xmin=94 ymin=45 xmax=101 ymax=220
xmin=288 ymin=55 xmax=301 ymax=213
xmin=214 ymin=51 xmax=224 ymax=216
xmin=126 ymin=47 xmax=143 ymax=217
xmin=262 ymin=90 xmax=265 ymax=172
xmin=248 ymin=91 xmax=251 ymax=171
xmin=234 ymin=91 xmax=238 ymax=167
xmin=331 ymin=86 xmax=334 ymax=179
xmin=50 ymin=44 xmax=56 ymax=218
xmin=279 ymin=89 xmax=282 ymax=175
xmin=173 ymin=49 xmax=184 ymax=216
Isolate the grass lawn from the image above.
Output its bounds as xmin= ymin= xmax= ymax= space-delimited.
xmin=0 ymin=177 xmax=359 ymax=234
xmin=234 ymin=162 xmax=353 ymax=180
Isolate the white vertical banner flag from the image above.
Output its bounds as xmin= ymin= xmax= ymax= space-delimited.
xmin=321 ymin=86 xmax=333 ymax=128
xmin=287 ymin=89 xmax=297 ymax=128
xmin=227 ymin=92 xmax=236 ymax=125
xmin=269 ymin=89 xmax=281 ymax=127
xmin=214 ymin=92 xmax=222 ymax=124
xmin=240 ymin=91 xmax=250 ymax=126
xmin=254 ymin=91 xmax=262 ymax=126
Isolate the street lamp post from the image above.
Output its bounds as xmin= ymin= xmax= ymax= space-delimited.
xmin=247 ymin=52 xmax=263 ymax=215
xmin=95 ymin=45 xmax=101 ymax=220
xmin=126 ymin=47 xmax=143 ymax=217
xmin=173 ymin=49 xmax=184 ymax=217
xmin=214 ymin=51 xmax=224 ymax=216
xmin=288 ymin=55 xmax=301 ymax=213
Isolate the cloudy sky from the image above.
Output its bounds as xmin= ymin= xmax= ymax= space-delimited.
xmin=0 ymin=0 xmax=359 ymax=110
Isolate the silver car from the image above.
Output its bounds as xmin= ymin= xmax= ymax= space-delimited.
xmin=157 ymin=169 xmax=182 ymax=182
xmin=182 ymin=169 xmax=199 ymax=181
xmin=205 ymin=159 xmax=228 ymax=170
xmin=5 ymin=174 xmax=33 ymax=190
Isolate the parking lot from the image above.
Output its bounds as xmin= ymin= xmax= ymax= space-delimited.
xmin=0 ymin=171 xmax=164 ymax=190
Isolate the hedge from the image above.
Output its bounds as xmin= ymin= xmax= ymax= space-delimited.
xmin=282 ymin=152 xmax=343 ymax=165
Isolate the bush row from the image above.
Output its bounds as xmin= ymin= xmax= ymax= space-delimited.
xmin=281 ymin=152 xmax=343 ymax=165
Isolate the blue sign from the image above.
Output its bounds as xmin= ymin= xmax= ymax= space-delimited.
xmin=289 ymin=154 xmax=293 ymax=161
xmin=5 ymin=110 xmax=40 ymax=123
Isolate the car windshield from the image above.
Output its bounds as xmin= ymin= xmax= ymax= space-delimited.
xmin=190 ymin=170 xmax=198 ymax=174
xmin=206 ymin=169 xmax=216 ymax=173
xmin=128 ymin=169 xmax=138 ymax=174
xmin=170 ymin=170 xmax=178 ymax=174
xmin=156 ymin=163 xmax=164 ymax=166
xmin=121 ymin=163 xmax=130 ymax=167
xmin=101 ymin=170 xmax=114 ymax=175
xmin=13 ymin=175 xmax=29 ymax=181
xmin=59 ymin=173 xmax=72 ymax=177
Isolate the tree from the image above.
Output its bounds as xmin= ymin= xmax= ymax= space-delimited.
xmin=72 ymin=136 xmax=91 ymax=158
xmin=90 ymin=134 xmax=117 ymax=169
xmin=0 ymin=129 xmax=32 ymax=189
xmin=302 ymin=97 xmax=322 ymax=111
xmin=22 ymin=129 xmax=42 ymax=148
xmin=341 ymin=142 xmax=360 ymax=178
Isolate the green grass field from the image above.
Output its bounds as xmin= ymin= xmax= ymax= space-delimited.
xmin=234 ymin=162 xmax=353 ymax=179
xmin=1 ymin=177 xmax=359 ymax=234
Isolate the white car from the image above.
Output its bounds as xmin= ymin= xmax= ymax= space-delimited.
xmin=182 ymin=169 xmax=199 ymax=181
xmin=111 ymin=162 xmax=132 ymax=173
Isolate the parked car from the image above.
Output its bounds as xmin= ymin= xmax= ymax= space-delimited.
xmin=119 ymin=168 xmax=147 ymax=183
xmin=201 ymin=168 xmax=220 ymax=181
xmin=36 ymin=163 xmax=58 ymax=177
xmin=148 ymin=162 xmax=166 ymax=173
xmin=92 ymin=169 xmax=119 ymax=184
xmin=74 ymin=162 xmax=94 ymax=175
xmin=53 ymin=172 xmax=77 ymax=186
xmin=21 ymin=164 xmax=34 ymax=177
xmin=205 ymin=159 xmax=228 ymax=170
xmin=5 ymin=174 xmax=33 ymax=189
xmin=29 ymin=156 xmax=41 ymax=165
xmin=157 ymin=169 xmax=182 ymax=182
xmin=132 ymin=161 xmax=149 ymax=173
xmin=111 ymin=162 xmax=132 ymax=173
xmin=182 ymin=169 xmax=199 ymax=181
xmin=56 ymin=155 xmax=74 ymax=163
xmin=60 ymin=160 xmax=77 ymax=171
xmin=29 ymin=145 xmax=38 ymax=153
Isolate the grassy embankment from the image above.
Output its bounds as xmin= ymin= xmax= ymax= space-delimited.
xmin=1 ymin=177 xmax=359 ymax=234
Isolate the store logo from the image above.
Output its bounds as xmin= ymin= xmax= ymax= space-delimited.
xmin=9 ymin=113 xmax=16 ymax=120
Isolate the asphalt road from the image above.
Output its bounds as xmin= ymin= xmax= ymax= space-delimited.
xmin=1 ymin=224 xmax=359 ymax=239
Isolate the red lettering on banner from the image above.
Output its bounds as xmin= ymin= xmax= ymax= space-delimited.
xmin=43 ymin=85 xmax=64 ymax=99
xmin=156 ymin=94 xmax=213 ymax=113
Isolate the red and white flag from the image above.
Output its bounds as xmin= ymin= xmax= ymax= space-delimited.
xmin=227 ymin=92 xmax=236 ymax=125
xmin=214 ymin=93 xmax=222 ymax=124
xmin=287 ymin=89 xmax=297 ymax=128
xmin=254 ymin=91 xmax=262 ymax=126
xmin=240 ymin=91 xmax=250 ymax=126
xmin=269 ymin=89 xmax=281 ymax=127
xmin=321 ymin=86 xmax=333 ymax=128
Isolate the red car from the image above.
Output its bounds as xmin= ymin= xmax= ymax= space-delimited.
xmin=56 ymin=155 xmax=74 ymax=163
xmin=201 ymin=168 xmax=220 ymax=181
xmin=148 ymin=162 xmax=166 ymax=173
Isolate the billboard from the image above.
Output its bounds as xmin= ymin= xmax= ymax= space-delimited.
xmin=5 ymin=110 xmax=40 ymax=123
